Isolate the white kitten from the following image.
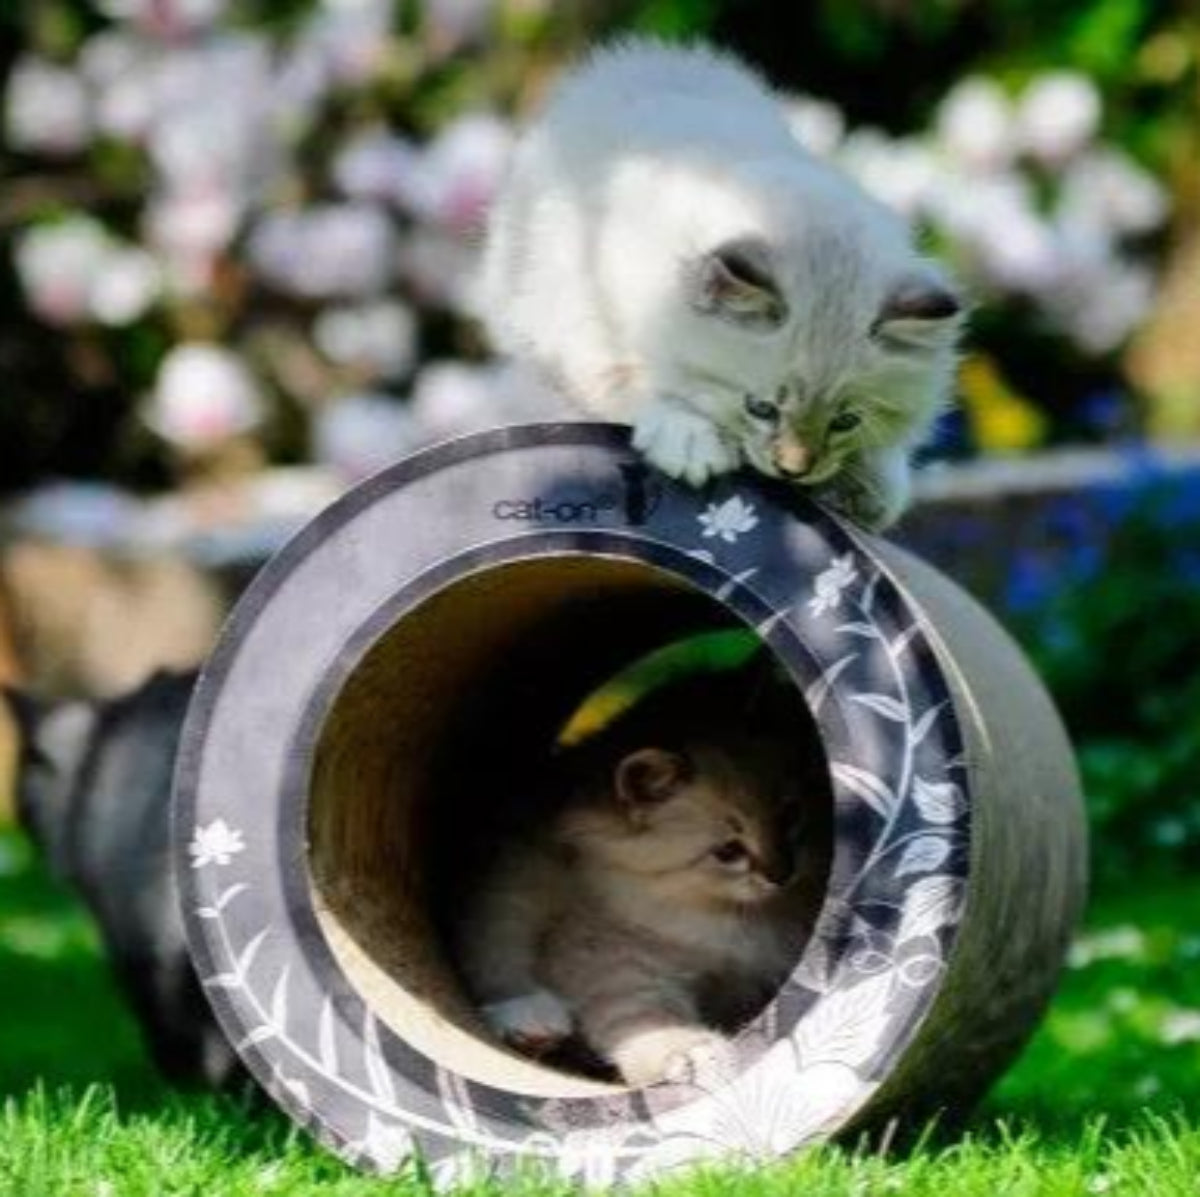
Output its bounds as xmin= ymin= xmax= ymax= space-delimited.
xmin=477 ymin=40 xmax=963 ymax=529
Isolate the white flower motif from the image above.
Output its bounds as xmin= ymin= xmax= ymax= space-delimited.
xmin=698 ymin=495 xmax=759 ymax=543
xmin=808 ymin=554 xmax=858 ymax=616
xmin=189 ymin=818 xmax=245 ymax=868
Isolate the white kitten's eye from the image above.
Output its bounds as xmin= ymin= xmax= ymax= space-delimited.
xmin=829 ymin=411 xmax=862 ymax=435
xmin=743 ymin=395 xmax=779 ymax=424
xmin=712 ymin=840 xmax=748 ymax=865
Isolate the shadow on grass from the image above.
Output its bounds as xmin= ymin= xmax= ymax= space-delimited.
xmin=0 ymin=830 xmax=279 ymax=1124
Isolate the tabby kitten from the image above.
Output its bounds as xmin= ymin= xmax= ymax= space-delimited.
xmin=456 ymin=661 xmax=829 ymax=1086
xmin=476 ymin=39 xmax=963 ymax=529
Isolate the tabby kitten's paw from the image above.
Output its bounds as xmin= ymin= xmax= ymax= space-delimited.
xmin=613 ymin=1026 xmax=735 ymax=1087
xmin=483 ymin=990 xmax=573 ymax=1057
xmin=633 ymin=401 xmax=740 ymax=487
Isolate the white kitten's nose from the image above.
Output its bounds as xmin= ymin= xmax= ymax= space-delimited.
xmin=773 ymin=436 xmax=810 ymax=479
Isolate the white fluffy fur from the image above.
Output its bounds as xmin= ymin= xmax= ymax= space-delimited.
xmin=477 ymin=40 xmax=963 ymax=528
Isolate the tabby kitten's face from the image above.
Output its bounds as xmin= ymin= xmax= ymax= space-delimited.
xmin=583 ymin=739 xmax=806 ymax=909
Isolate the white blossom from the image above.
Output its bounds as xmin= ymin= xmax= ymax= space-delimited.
xmin=785 ymin=96 xmax=845 ymax=157
xmin=410 ymin=360 xmax=500 ymax=439
xmin=698 ymin=495 xmax=760 ymax=543
xmin=145 ymin=185 xmax=243 ymax=293
xmin=249 ymin=204 xmax=398 ymax=299
xmin=90 ymin=248 xmax=161 ymax=325
xmin=15 ymin=219 xmax=158 ymax=326
xmin=1057 ymin=149 xmax=1168 ymax=238
xmin=5 ymin=57 xmax=91 ymax=156
xmin=314 ymin=301 xmax=417 ymax=378
xmin=837 ymin=131 xmax=941 ymax=219
xmin=333 ymin=128 xmax=420 ymax=205
xmin=399 ymin=228 xmax=479 ymax=311
xmin=188 ymin=818 xmax=245 ymax=868
xmin=1018 ymin=71 xmax=1101 ymax=164
xmin=80 ymin=32 xmax=159 ymax=142
xmin=314 ymin=393 xmax=420 ymax=480
xmin=935 ymin=76 xmax=1017 ymax=171
xmin=808 ymin=554 xmax=858 ymax=616
xmin=146 ymin=344 xmax=265 ymax=451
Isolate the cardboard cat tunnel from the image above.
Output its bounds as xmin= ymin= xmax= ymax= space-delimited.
xmin=175 ymin=423 xmax=1087 ymax=1183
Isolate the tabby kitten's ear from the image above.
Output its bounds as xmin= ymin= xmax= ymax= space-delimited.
xmin=873 ymin=271 xmax=963 ymax=345
xmin=615 ymin=747 xmax=689 ymax=806
xmin=689 ymin=236 xmax=787 ymax=328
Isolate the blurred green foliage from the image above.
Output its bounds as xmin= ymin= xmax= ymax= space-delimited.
xmin=1003 ymin=473 xmax=1200 ymax=892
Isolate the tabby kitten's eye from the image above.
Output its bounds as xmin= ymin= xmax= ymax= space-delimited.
xmin=712 ymin=840 xmax=748 ymax=864
xmin=743 ymin=395 xmax=780 ymax=423
xmin=829 ymin=411 xmax=862 ymax=434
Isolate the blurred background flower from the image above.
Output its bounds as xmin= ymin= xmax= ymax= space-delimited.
xmin=2 ymin=0 xmax=1195 ymax=488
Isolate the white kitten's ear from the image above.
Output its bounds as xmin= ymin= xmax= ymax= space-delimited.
xmin=874 ymin=273 xmax=963 ymax=345
xmin=615 ymin=748 xmax=689 ymax=806
xmin=690 ymin=237 xmax=787 ymax=328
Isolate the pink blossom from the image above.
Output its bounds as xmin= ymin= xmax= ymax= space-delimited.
xmin=397 ymin=113 xmax=512 ymax=234
xmin=146 ymin=344 xmax=265 ymax=450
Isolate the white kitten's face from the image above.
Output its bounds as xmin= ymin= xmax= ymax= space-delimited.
xmin=667 ymin=182 xmax=962 ymax=484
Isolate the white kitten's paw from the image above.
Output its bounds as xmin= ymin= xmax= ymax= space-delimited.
xmin=483 ymin=990 xmax=573 ymax=1057
xmin=633 ymin=403 xmax=739 ymax=488
xmin=612 ymin=1026 xmax=735 ymax=1087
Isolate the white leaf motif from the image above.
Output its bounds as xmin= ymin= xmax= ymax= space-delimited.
xmin=890 ymin=623 xmax=923 ymax=659
xmin=835 ymin=621 xmax=879 ymax=639
xmin=318 ymin=997 xmax=338 ymax=1072
xmin=716 ymin=567 xmax=759 ymax=600
xmin=363 ymin=1010 xmax=397 ymax=1105
xmin=898 ymin=875 xmax=963 ymax=943
xmin=909 ymin=703 xmax=946 ymax=749
xmin=791 ymin=935 xmax=834 ymax=994
xmin=202 ymin=972 xmax=242 ymax=991
xmin=237 ymin=1024 xmax=276 ymax=1051
xmin=791 ymin=968 xmax=895 ymax=1070
xmin=913 ymin=777 xmax=966 ymax=825
xmin=270 ymin=964 xmax=290 ymax=1033
xmin=236 ymin=927 xmax=269 ymax=981
xmin=896 ymin=835 xmax=951 ymax=878
xmin=436 ymin=1064 xmax=479 ymax=1138
xmin=830 ymin=762 xmax=896 ymax=818
xmin=804 ymin=654 xmax=856 ymax=716
xmin=850 ymin=693 xmax=910 ymax=722
xmin=860 ymin=569 xmax=882 ymax=615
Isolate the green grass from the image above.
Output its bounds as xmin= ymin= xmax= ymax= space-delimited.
xmin=1 ymin=827 xmax=1197 ymax=1195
